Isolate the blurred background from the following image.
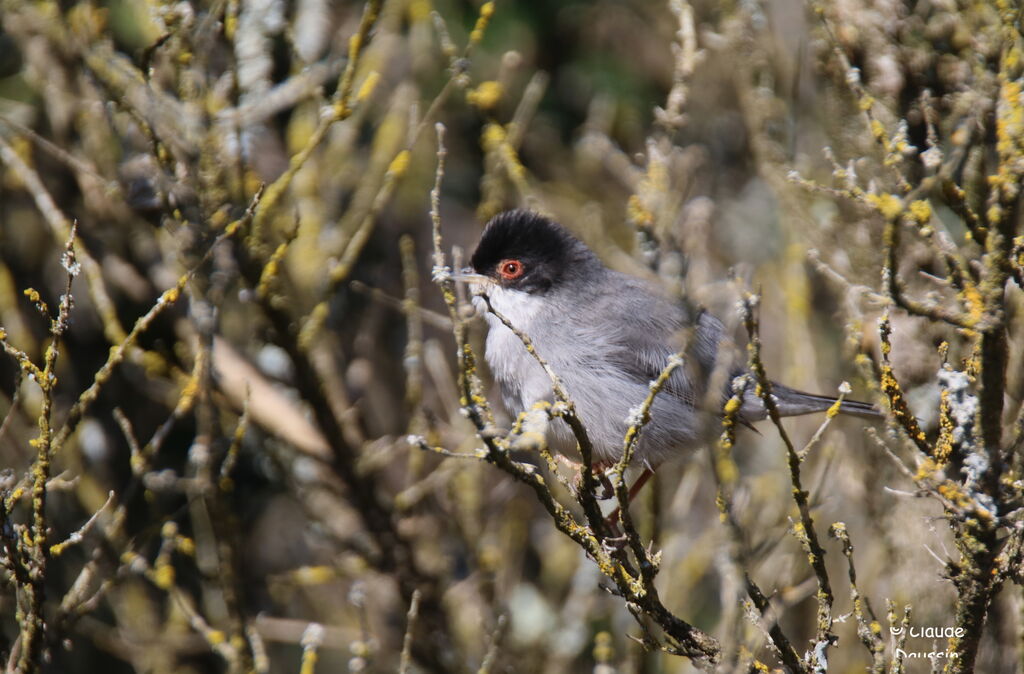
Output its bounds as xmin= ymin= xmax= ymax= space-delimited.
xmin=0 ymin=0 xmax=1020 ymax=671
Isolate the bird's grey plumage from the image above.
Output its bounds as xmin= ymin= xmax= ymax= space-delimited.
xmin=469 ymin=209 xmax=879 ymax=466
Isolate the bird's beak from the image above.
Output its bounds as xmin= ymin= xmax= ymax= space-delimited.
xmin=450 ymin=268 xmax=494 ymax=300
xmin=450 ymin=267 xmax=492 ymax=286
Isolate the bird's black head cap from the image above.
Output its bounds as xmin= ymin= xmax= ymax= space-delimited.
xmin=471 ymin=210 xmax=602 ymax=294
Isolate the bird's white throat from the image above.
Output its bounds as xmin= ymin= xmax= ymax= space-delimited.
xmin=474 ymin=285 xmax=552 ymax=417
xmin=473 ymin=286 xmax=545 ymax=330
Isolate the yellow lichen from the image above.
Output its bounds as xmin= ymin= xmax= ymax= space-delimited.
xmin=407 ymin=0 xmax=431 ymax=21
xmin=162 ymin=286 xmax=181 ymax=304
xmin=961 ymin=284 xmax=986 ymax=326
xmin=152 ymin=562 xmax=175 ymax=589
xmin=175 ymin=536 xmax=195 ymax=556
xmin=177 ymin=374 xmax=200 ymax=411
xmin=23 ymin=288 xmax=47 ymax=313
xmin=67 ymin=4 xmax=108 ymax=41
xmin=356 ymin=71 xmax=380 ymax=102
xmin=626 ymin=194 xmax=654 ymax=228
xmin=915 ymin=456 xmax=938 ymax=481
xmin=986 ymin=204 xmax=1003 ymax=226
xmin=937 ymin=481 xmax=974 ymax=510
xmin=294 ymin=565 xmax=335 ymax=585
xmin=592 ymin=631 xmax=614 ymax=663
xmin=826 ymin=397 xmax=843 ymax=419
xmin=469 ymin=2 xmax=496 ymax=44
xmin=716 ymin=457 xmax=738 ymax=484
xmin=387 ymin=150 xmax=410 ymax=178
xmin=298 ymin=301 xmax=329 ymax=350
xmin=482 ymin=123 xmax=506 ymax=151
xmin=299 ymin=650 xmax=318 ymax=674
xmin=867 ymin=192 xmax=902 ymax=220
xmin=908 ymin=199 xmax=932 ymax=225
xmin=996 ymin=80 xmax=1023 ymax=158
xmin=935 ymin=389 xmax=954 ymax=465
xmin=467 ymin=80 xmax=504 ymax=110
xmin=348 ymin=33 xmax=362 ymax=62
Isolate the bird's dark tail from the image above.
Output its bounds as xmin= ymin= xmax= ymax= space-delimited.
xmin=737 ymin=382 xmax=884 ymax=421
xmin=766 ymin=383 xmax=884 ymax=420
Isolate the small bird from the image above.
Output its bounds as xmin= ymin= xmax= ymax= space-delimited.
xmin=461 ymin=209 xmax=880 ymax=477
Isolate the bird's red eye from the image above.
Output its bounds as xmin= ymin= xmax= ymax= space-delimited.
xmin=497 ymin=259 xmax=524 ymax=280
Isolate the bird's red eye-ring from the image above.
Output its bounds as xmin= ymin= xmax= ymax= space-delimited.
xmin=497 ymin=259 xmax=525 ymax=280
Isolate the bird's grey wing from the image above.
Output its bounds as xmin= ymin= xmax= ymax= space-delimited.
xmin=599 ymin=281 xmax=727 ymax=409
xmin=596 ymin=282 xmax=774 ymax=435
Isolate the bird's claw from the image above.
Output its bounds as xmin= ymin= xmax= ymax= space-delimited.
xmin=601 ymin=533 xmax=629 ymax=553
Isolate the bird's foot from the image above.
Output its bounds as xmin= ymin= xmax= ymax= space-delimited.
xmin=567 ymin=459 xmax=618 ymax=500
xmin=601 ymin=533 xmax=628 ymax=553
